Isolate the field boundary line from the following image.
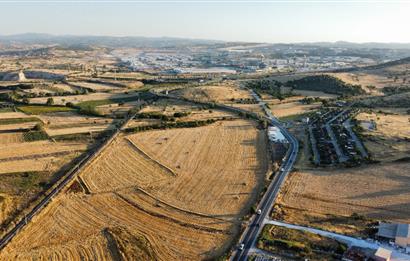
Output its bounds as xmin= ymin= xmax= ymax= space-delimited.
xmin=133 ymin=187 xmax=231 ymax=222
xmin=114 ymin=192 xmax=229 ymax=234
xmin=0 ymin=150 xmax=84 ymax=163
xmin=125 ymin=138 xmax=177 ymax=177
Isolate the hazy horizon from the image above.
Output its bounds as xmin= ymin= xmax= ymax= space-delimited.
xmin=1 ymin=1 xmax=410 ymax=43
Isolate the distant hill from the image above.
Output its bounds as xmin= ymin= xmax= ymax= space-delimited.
xmin=0 ymin=33 xmax=222 ymax=48
xmin=302 ymin=41 xmax=410 ymax=50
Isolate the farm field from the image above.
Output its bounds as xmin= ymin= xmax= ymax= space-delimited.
xmin=0 ymin=140 xmax=87 ymax=174
xmin=173 ymin=84 xmax=253 ymax=103
xmin=0 ymin=133 xmax=24 ymax=144
xmin=274 ymin=162 xmax=410 ymax=237
xmin=328 ymin=72 xmax=391 ymax=93
xmin=0 ymin=112 xmax=32 ymax=119
xmin=68 ymin=81 xmax=120 ymax=92
xmin=230 ymin=103 xmax=265 ymax=115
xmin=28 ymin=91 xmax=139 ymax=105
xmin=1 ymin=119 xmax=269 ymax=260
xmin=139 ymin=98 xmax=236 ymax=122
xmin=268 ymin=101 xmax=320 ymax=118
xmin=0 ymin=139 xmax=88 ymax=229
xmin=38 ymin=112 xmax=115 ymax=127
xmin=356 ymin=112 xmax=410 ymax=162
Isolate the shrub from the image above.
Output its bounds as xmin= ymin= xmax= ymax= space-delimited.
xmin=46 ymin=97 xmax=54 ymax=105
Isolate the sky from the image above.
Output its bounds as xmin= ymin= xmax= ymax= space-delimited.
xmin=0 ymin=1 xmax=410 ymax=43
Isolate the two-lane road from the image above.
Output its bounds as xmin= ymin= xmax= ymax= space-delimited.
xmin=232 ymin=90 xmax=299 ymax=261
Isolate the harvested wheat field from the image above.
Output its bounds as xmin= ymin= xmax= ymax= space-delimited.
xmin=174 ymin=85 xmax=253 ymax=103
xmin=0 ymin=112 xmax=32 ymax=119
xmin=0 ymin=141 xmax=87 ymax=174
xmin=39 ymin=112 xmax=115 ymax=127
xmin=39 ymin=112 xmax=116 ymax=136
xmin=68 ymin=81 xmax=120 ymax=92
xmin=0 ymin=133 xmax=24 ymax=144
xmin=275 ymin=162 xmax=410 ymax=236
xmin=1 ymin=119 xmax=269 ymax=260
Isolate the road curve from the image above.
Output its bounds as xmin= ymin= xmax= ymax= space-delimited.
xmin=231 ymin=90 xmax=299 ymax=261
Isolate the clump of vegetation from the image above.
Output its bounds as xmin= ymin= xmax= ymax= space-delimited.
xmin=124 ymin=119 xmax=216 ymax=133
xmin=382 ymin=86 xmax=410 ymax=95
xmin=17 ymin=105 xmax=74 ymax=115
xmin=23 ymin=123 xmax=49 ymax=142
xmin=46 ymin=97 xmax=54 ymax=105
xmin=246 ymin=78 xmax=294 ymax=100
xmin=136 ymin=112 xmax=176 ymax=121
xmin=286 ymin=75 xmax=364 ymax=96
xmin=300 ymin=96 xmax=323 ymax=104
xmin=258 ymin=225 xmax=347 ymax=260
xmin=173 ymin=111 xmax=190 ymax=118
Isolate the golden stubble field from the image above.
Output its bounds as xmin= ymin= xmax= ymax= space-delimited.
xmin=276 ymin=162 xmax=410 ymax=236
xmin=1 ymin=119 xmax=269 ymax=260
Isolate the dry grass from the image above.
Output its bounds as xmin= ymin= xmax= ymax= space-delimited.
xmin=0 ymin=133 xmax=24 ymax=144
xmin=29 ymin=91 xmax=139 ymax=105
xmin=139 ymin=98 xmax=236 ymax=122
xmin=0 ymin=141 xmax=87 ymax=174
xmin=174 ymin=85 xmax=252 ymax=103
xmin=356 ymin=112 xmax=410 ymax=162
xmin=39 ymin=112 xmax=116 ymax=136
xmin=68 ymin=81 xmax=119 ymax=92
xmin=328 ymin=72 xmax=391 ymax=93
xmin=0 ymin=112 xmax=32 ymax=119
xmin=275 ymin=162 xmax=410 ymax=236
xmin=1 ymin=119 xmax=269 ymax=260
xmin=290 ymin=89 xmax=337 ymax=99
xmin=268 ymin=101 xmax=320 ymax=118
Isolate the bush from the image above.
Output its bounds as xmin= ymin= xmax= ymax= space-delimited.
xmin=66 ymin=102 xmax=75 ymax=108
xmin=46 ymin=97 xmax=54 ymax=105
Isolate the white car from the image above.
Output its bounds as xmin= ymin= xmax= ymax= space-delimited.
xmin=239 ymin=243 xmax=245 ymax=251
xmin=256 ymin=209 xmax=262 ymax=215
xmin=280 ymin=168 xmax=285 ymax=172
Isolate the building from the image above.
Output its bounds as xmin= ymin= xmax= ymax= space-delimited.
xmin=374 ymin=247 xmax=392 ymax=261
xmin=268 ymin=126 xmax=288 ymax=143
xmin=377 ymin=223 xmax=410 ymax=248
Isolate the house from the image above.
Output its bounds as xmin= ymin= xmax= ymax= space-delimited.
xmin=377 ymin=222 xmax=410 ymax=248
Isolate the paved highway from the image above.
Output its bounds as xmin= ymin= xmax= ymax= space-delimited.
xmin=231 ymin=90 xmax=299 ymax=261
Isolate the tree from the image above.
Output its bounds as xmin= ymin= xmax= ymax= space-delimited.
xmin=46 ymin=97 xmax=54 ymax=106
